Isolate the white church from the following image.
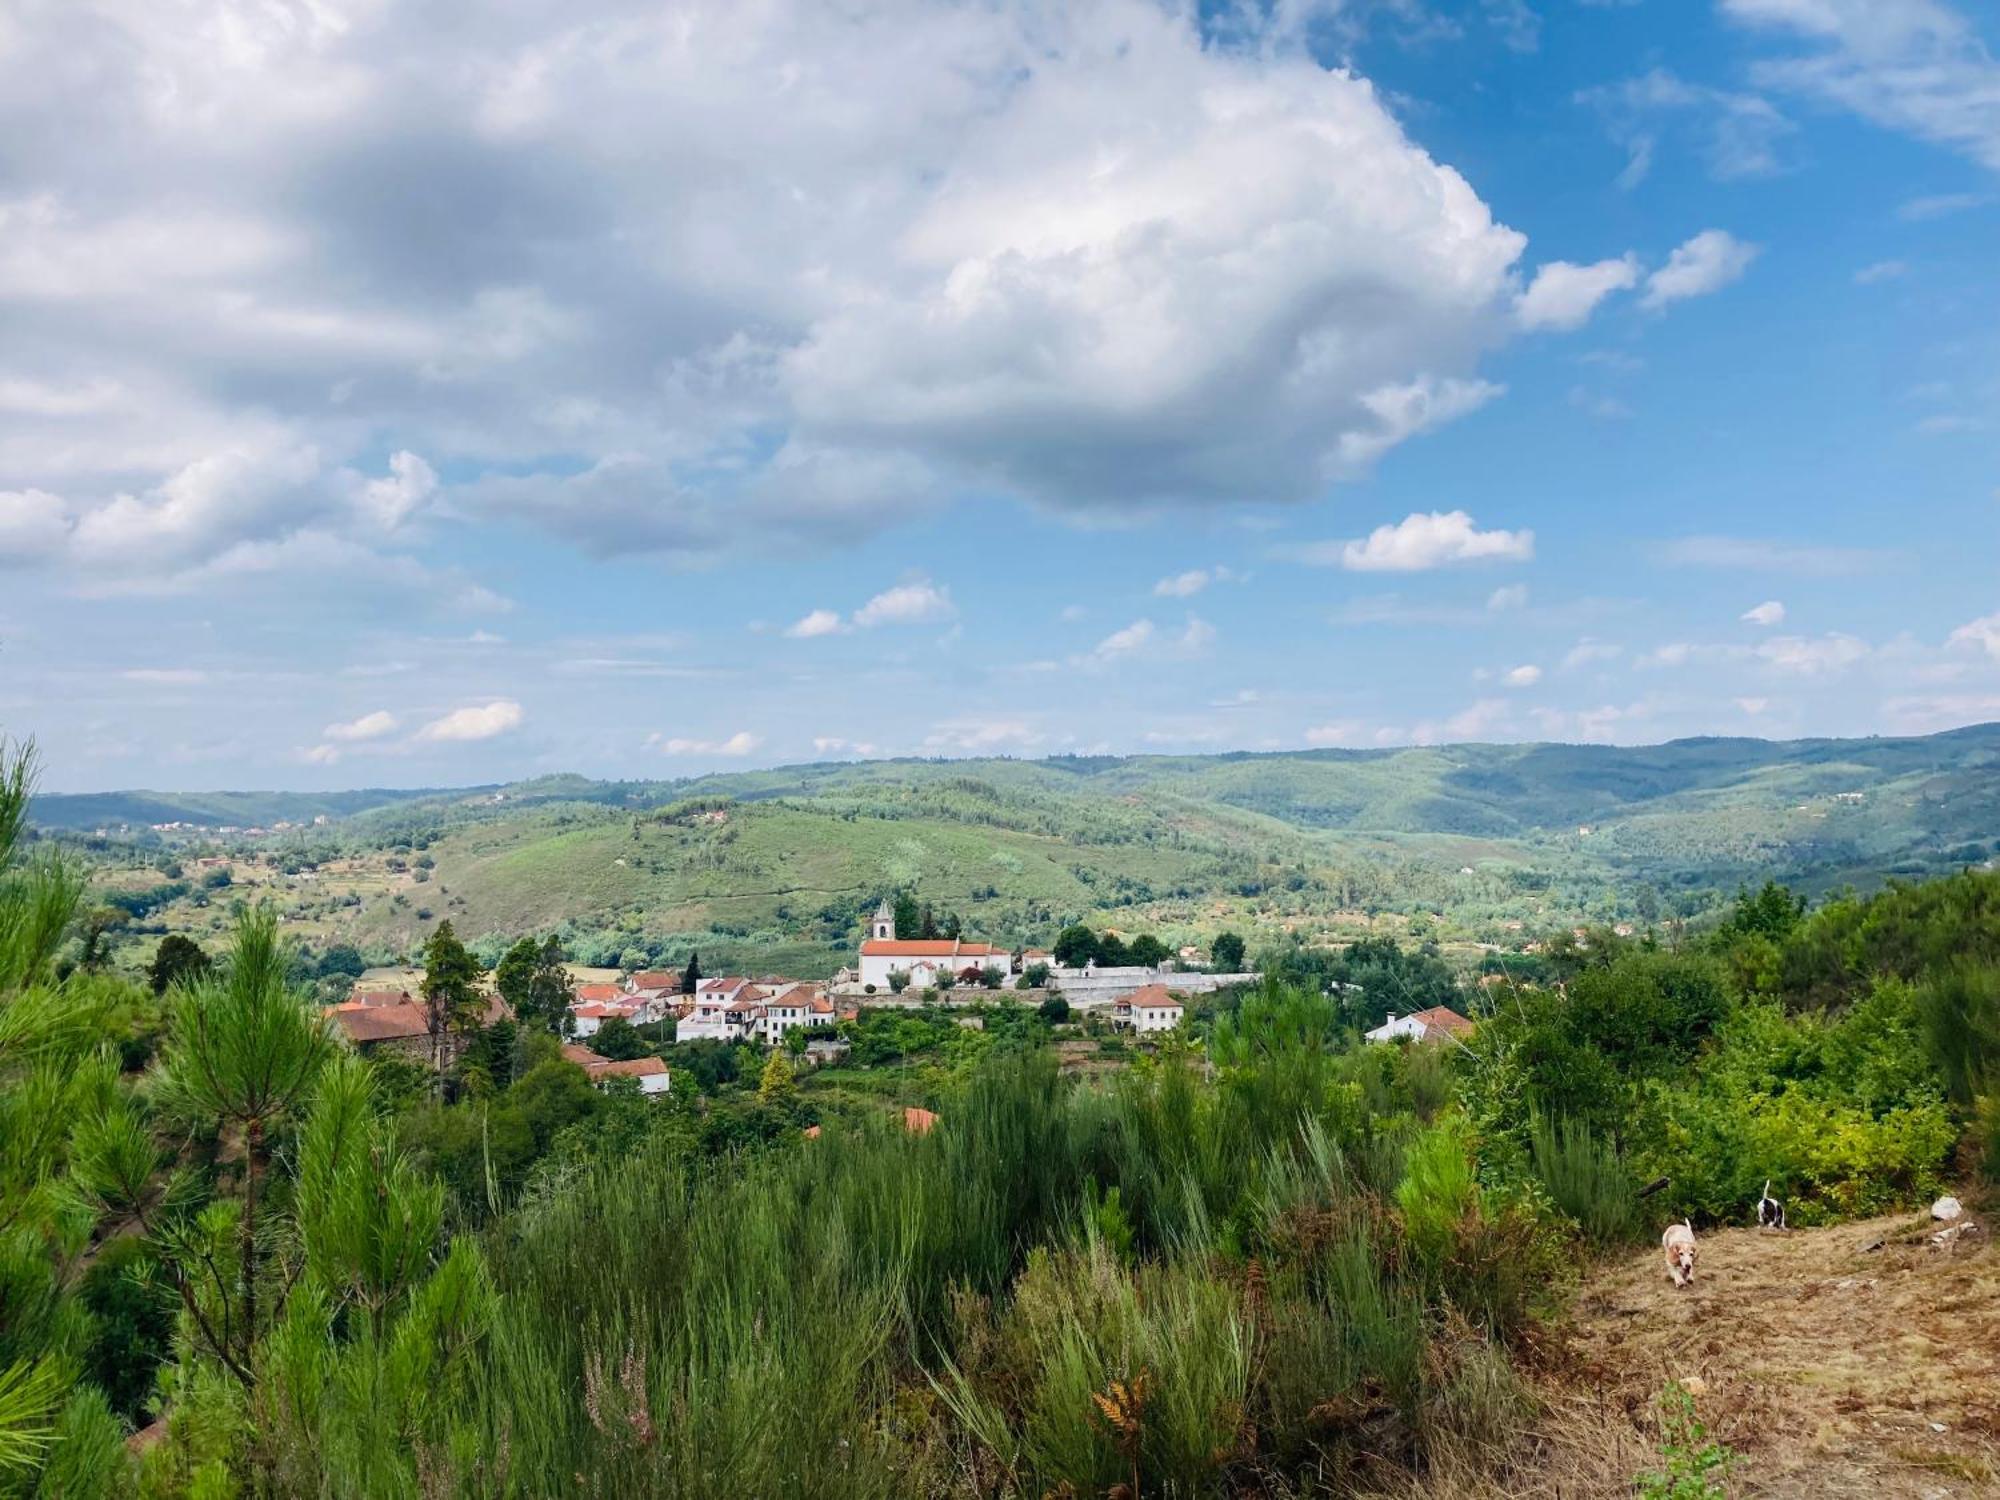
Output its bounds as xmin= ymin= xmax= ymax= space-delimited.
xmin=854 ymin=899 xmax=1013 ymax=990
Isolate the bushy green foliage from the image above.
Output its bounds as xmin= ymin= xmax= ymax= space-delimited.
xmin=1529 ymin=1114 xmax=1641 ymax=1247
xmin=1635 ymin=1382 xmax=1734 ymax=1498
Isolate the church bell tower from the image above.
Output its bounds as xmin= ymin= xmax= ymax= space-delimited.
xmin=871 ymin=898 xmax=895 ymax=941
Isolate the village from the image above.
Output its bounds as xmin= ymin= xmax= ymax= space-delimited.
xmin=318 ymin=898 xmax=1279 ymax=1094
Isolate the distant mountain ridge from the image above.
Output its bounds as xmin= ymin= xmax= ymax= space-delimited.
xmin=33 ymin=724 xmax=2000 ymax=845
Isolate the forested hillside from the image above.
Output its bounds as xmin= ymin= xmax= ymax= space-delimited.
xmin=40 ymin=726 xmax=2000 ymax=978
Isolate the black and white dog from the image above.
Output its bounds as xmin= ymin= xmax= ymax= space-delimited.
xmin=1756 ymin=1179 xmax=1787 ymax=1231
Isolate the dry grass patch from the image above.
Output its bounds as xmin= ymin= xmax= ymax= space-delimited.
xmin=1511 ymin=1203 xmax=1999 ymax=1498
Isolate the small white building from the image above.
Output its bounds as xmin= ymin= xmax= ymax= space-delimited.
xmin=1364 ymin=1006 xmax=1475 ymax=1045
xmin=1111 ymin=983 xmax=1184 ymax=1034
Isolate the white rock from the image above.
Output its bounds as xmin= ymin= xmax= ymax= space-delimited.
xmin=1931 ymin=1196 xmax=1962 ymax=1222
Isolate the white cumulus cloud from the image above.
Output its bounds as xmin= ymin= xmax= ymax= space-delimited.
xmin=785 ymin=609 xmax=846 ymax=639
xmin=1314 ymin=510 xmax=1535 ymax=572
xmin=1642 ymin=230 xmax=1760 ymax=309
xmin=1742 ymin=600 xmax=1787 ymax=626
xmin=323 ymin=710 xmax=398 ymax=743
xmin=1948 ymin=611 xmax=2000 ymax=660
xmin=1515 ymin=255 xmax=1641 ymax=330
xmin=1094 ymin=619 xmax=1156 ymax=658
xmin=1504 ymin=664 xmax=1543 ymax=687
xmin=851 ymin=579 xmax=955 ymax=629
xmin=416 ymin=700 xmax=524 ymax=743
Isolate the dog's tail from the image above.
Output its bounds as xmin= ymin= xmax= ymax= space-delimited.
xmin=1762 ymin=1179 xmax=1771 ymax=1201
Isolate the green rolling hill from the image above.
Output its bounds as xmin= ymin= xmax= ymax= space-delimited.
xmin=41 ymin=725 xmax=2000 ymax=977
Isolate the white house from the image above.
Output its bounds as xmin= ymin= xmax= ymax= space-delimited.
xmin=1364 ymin=1006 xmax=1475 ymax=1045
xmin=756 ymin=982 xmax=833 ymax=1044
xmin=856 ymin=900 xmax=1011 ymax=990
xmin=561 ymin=1043 xmax=671 ymax=1095
xmin=677 ymin=981 xmax=768 ymax=1041
xmin=1111 ymin=983 xmax=1184 ymax=1034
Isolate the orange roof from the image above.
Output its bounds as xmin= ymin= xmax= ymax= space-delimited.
xmin=1410 ymin=1005 xmax=1475 ymax=1039
xmin=1120 ymin=983 xmax=1181 ymax=1009
xmin=574 ymin=983 xmax=622 ymax=1002
xmin=628 ymin=971 xmax=680 ymax=990
xmin=859 ymin=939 xmax=1005 ymax=958
xmin=592 ymin=1056 xmax=667 ymax=1079
xmin=560 ymin=1043 xmax=666 ymax=1080
xmin=803 ymin=1124 xmax=823 ymax=1139
xmin=327 ymin=1001 xmax=430 ymax=1043
xmin=325 ymin=994 xmax=509 ymax=1045
xmin=903 ymin=1106 xmax=939 ymax=1135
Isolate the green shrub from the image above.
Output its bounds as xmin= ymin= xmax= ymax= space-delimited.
xmin=1635 ymin=1381 xmax=1734 ymax=1498
xmin=1529 ymin=1114 xmax=1640 ymax=1247
xmin=1397 ymin=1119 xmax=1476 ymax=1273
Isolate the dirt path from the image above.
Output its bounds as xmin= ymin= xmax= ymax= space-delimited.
xmin=1527 ymin=1204 xmax=1998 ymax=1497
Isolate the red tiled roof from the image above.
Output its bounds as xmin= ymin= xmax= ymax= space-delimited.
xmin=1410 ymin=1005 xmax=1475 ymax=1039
xmin=348 ymin=988 xmax=411 ymax=1008
xmin=628 ymin=971 xmax=680 ymax=990
xmin=903 ymin=1106 xmax=939 ymax=1135
xmin=574 ymin=983 xmax=622 ymax=1002
xmin=592 ymin=1056 xmax=667 ymax=1079
xmin=327 ymin=1001 xmax=430 ymax=1043
xmin=560 ymin=1042 xmax=667 ymax=1080
xmin=1120 ymin=983 xmax=1181 ymax=1009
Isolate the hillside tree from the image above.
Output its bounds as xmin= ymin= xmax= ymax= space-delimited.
xmin=495 ymin=934 xmax=570 ymax=1033
xmin=147 ymin=933 xmax=211 ymax=995
xmin=1210 ymin=932 xmax=1246 ymax=972
xmin=420 ymin=920 xmax=484 ymax=1089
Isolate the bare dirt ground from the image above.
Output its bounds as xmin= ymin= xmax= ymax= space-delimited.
xmin=1508 ymin=1201 xmax=1999 ymax=1497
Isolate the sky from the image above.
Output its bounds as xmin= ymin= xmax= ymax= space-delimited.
xmin=2 ymin=0 xmax=1998 ymax=792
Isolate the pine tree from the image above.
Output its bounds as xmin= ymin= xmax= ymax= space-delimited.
xmin=682 ymin=950 xmax=702 ymax=995
xmin=154 ymin=906 xmax=333 ymax=1381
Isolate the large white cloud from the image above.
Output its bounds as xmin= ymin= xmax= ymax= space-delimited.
xmin=0 ymin=0 xmax=1548 ymax=584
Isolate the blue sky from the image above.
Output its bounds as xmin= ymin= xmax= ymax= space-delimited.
xmin=2 ymin=0 xmax=1997 ymax=791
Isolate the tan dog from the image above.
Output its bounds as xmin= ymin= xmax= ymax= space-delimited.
xmin=1662 ymin=1220 xmax=1697 ymax=1287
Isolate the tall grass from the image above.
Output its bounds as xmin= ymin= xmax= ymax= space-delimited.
xmin=242 ymin=1038 xmax=1549 ymax=1495
xmin=1529 ymin=1113 xmax=1642 ymax=1247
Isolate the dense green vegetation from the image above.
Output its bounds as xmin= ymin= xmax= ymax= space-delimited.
xmin=39 ymin=724 xmax=2000 ymax=984
xmin=5 ymin=729 xmax=1999 ymax=1496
